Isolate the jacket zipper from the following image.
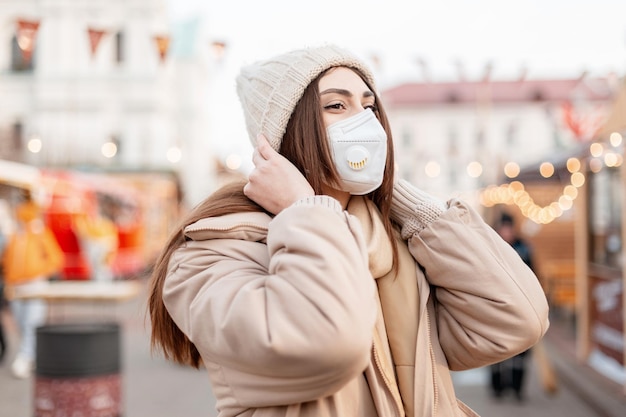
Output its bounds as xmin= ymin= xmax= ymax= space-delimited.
xmin=426 ymin=307 xmax=439 ymax=415
xmin=372 ymin=338 xmax=404 ymax=417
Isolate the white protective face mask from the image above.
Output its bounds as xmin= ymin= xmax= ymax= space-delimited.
xmin=326 ymin=109 xmax=388 ymax=195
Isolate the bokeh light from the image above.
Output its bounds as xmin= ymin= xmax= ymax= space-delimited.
xmin=101 ymin=142 xmax=117 ymax=158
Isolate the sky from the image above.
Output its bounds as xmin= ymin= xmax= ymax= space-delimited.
xmin=164 ymin=0 xmax=626 ymax=164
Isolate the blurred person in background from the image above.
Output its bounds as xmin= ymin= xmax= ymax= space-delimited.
xmin=0 ymin=199 xmax=13 ymax=363
xmin=148 ymin=45 xmax=549 ymax=417
xmin=73 ymin=200 xmax=118 ymax=282
xmin=1 ymin=194 xmax=64 ymax=378
xmin=489 ymin=211 xmax=535 ymax=402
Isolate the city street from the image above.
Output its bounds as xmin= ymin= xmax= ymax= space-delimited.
xmin=2 ymin=1 xmax=626 ymax=416
xmin=1 ymin=280 xmax=624 ymax=417
xmin=453 ymin=366 xmax=596 ymax=417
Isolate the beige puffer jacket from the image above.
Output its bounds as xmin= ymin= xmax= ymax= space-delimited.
xmin=163 ymin=196 xmax=549 ymax=416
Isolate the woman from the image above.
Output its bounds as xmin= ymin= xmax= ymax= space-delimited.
xmin=2 ymin=196 xmax=64 ymax=378
xmin=148 ymin=45 xmax=549 ymax=416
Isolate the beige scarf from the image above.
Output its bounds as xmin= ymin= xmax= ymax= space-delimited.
xmin=347 ymin=196 xmax=421 ymax=417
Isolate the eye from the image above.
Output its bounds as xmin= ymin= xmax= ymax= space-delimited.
xmin=323 ymin=102 xmax=345 ymax=110
xmin=364 ymin=103 xmax=378 ymax=112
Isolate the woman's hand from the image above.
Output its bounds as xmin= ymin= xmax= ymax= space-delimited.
xmin=244 ymin=134 xmax=314 ymax=215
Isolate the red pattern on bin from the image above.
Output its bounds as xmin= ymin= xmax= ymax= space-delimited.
xmin=34 ymin=374 xmax=121 ymax=417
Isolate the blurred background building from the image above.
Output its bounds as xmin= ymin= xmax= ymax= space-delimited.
xmin=0 ymin=0 xmax=235 ymax=281
xmin=383 ymin=74 xmax=618 ymax=204
xmin=0 ymin=0 xmax=224 ymax=206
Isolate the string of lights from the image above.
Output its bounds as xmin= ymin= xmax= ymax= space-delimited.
xmin=481 ymin=132 xmax=623 ymax=224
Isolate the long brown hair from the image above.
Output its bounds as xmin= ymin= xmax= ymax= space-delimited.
xmin=148 ymin=66 xmax=398 ymax=368
xmin=148 ymin=181 xmax=264 ymax=367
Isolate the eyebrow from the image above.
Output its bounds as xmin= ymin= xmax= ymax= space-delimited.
xmin=320 ymin=88 xmax=374 ymax=98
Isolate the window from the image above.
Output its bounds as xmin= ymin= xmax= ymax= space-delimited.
xmin=506 ymin=122 xmax=517 ymax=148
xmin=475 ymin=127 xmax=485 ymax=148
xmin=448 ymin=163 xmax=458 ymax=187
xmin=115 ymin=31 xmax=124 ymax=64
xmin=401 ymin=127 xmax=412 ymax=148
xmin=588 ymin=167 xmax=623 ymax=269
xmin=10 ymin=35 xmax=34 ymax=71
xmin=447 ymin=125 xmax=458 ymax=157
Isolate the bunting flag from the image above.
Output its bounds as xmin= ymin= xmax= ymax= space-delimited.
xmin=561 ymin=101 xmax=607 ymax=142
xmin=153 ymin=35 xmax=170 ymax=63
xmin=211 ymin=41 xmax=226 ymax=59
xmin=16 ymin=18 xmax=40 ymax=62
xmin=87 ymin=27 xmax=107 ymax=58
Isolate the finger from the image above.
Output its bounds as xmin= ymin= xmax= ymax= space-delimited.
xmin=251 ymin=147 xmax=262 ymax=165
xmin=256 ymin=134 xmax=275 ymax=160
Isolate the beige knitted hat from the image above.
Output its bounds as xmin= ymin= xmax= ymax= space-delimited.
xmin=236 ymin=45 xmax=376 ymax=151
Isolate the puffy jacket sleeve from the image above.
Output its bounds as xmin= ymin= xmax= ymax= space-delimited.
xmin=407 ymin=199 xmax=549 ymax=370
xmin=162 ymin=196 xmax=377 ymax=407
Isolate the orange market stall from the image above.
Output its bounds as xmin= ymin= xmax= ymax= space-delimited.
xmin=41 ymin=170 xmax=146 ymax=281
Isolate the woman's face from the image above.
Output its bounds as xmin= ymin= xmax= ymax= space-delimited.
xmin=318 ymin=67 xmax=376 ymax=128
xmin=316 ymin=66 xmax=378 ymax=205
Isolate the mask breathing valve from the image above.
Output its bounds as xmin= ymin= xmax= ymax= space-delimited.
xmin=346 ymin=146 xmax=369 ymax=170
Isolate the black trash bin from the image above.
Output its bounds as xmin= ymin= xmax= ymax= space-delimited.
xmin=35 ymin=322 xmax=122 ymax=417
